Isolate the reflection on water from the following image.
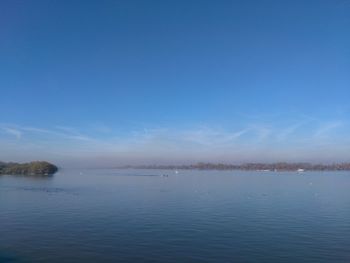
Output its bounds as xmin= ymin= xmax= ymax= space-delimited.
xmin=1 ymin=169 xmax=350 ymax=263
xmin=1 ymin=173 xmax=54 ymax=180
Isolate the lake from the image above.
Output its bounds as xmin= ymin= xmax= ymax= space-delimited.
xmin=1 ymin=169 xmax=350 ymax=262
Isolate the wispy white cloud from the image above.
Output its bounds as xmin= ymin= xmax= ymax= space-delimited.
xmin=0 ymin=124 xmax=94 ymax=142
xmin=1 ymin=127 xmax=22 ymax=140
xmin=180 ymin=127 xmax=248 ymax=146
xmin=1 ymin=119 xmax=350 ymax=166
xmin=250 ymin=125 xmax=271 ymax=141
xmin=276 ymin=122 xmax=304 ymax=142
xmin=313 ymin=121 xmax=343 ymax=139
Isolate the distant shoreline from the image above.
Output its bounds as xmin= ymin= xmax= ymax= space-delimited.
xmin=117 ymin=162 xmax=350 ymax=172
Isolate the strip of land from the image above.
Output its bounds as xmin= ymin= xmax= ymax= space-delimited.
xmin=119 ymin=162 xmax=350 ymax=171
xmin=0 ymin=161 xmax=58 ymax=175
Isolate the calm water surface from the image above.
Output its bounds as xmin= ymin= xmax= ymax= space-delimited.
xmin=1 ymin=169 xmax=350 ymax=262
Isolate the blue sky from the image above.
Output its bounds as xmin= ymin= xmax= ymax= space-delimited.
xmin=0 ymin=0 xmax=349 ymax=166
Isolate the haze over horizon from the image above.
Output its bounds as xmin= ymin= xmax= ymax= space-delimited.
xmin=1 ymin=0 xmax=349 ymax=167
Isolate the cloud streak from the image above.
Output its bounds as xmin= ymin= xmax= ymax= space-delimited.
xmin=0 ymin=119 xmax=349 ymax=166
xmin=313 ymin=121 xmax=343 ymax=139
xmin=1 ymin=127 xmax=22 ymax=140
xmin=0 ymin=124 xmax=94 ymax=142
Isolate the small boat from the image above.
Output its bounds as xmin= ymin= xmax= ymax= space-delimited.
xmin=297 ymin=169 xmax=304 ymax=173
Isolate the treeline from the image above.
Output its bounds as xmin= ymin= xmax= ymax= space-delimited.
xmin=121 ymin=162 xmax=350 ymax=171
xmin=0 ymin=161 xmax=58 ymax=175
